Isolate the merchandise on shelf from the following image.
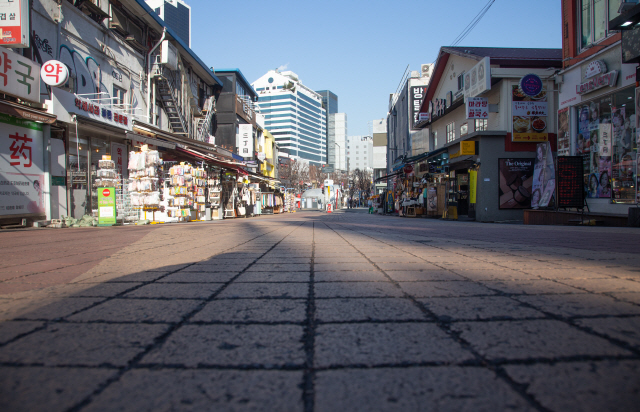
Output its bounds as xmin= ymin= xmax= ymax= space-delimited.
xmin=128 ymin=149 xmax=162 ymax=210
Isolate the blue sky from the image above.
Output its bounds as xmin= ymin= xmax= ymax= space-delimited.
xmin=189 ymin=0 xmax=561 ymax=136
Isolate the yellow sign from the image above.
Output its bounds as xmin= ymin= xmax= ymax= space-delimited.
xmin=512 ymin=132 xmax=548 ymax=142
xmin=460 ymin=141 xmax=475 ymax=155
xmin=469 ymin=170 xmax=477 ymax=204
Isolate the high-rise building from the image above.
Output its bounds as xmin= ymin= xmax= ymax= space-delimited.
xmin=145 ymin=0 xmax=191 ymax=47
xmin=252 ymin=70 xmax=326 ymax=165
xmin=346 ymin=135 xmax=373 ymax=171
xmin=328 ymin=113 xmax=347 ymax=171
xmin=316 ymin=90 xmax=338 ymax=115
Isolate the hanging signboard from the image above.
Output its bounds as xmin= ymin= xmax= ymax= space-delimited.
xmin=557 ymin=156 xmax=584 ymax=209
xmin=236 ymin=123 xmax=253 ymax=158
xmin=98 ymin=187 xmax=116 ymax=226
xmin=411 ymin=86 xmax=426 ymax=130
xmin=464 ymin=57 xmax=491 ymax=99
xmin=466 ymin=97 xmax=488 ymax=119
xmin=0 ymin=46 xmax=40 ymax=102
xmin=40 ymin=60 xmax=69 ymax=87
xmin=0 ymin=114 xmax=45 ymax=216
xmin=0 ymin=0 xmax=29 ymax=48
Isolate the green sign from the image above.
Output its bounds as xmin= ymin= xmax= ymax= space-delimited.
xmin=51 ymin=176 xmax=65 ymax=186
xmin=98 ymin=187 xmax=116 ymax=226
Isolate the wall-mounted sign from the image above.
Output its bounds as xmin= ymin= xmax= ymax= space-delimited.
xmin=576 ymin=70 xmax=618 ymax=95
xmin=585 ymin=60 xmax=607 ymax=79
xmin=411 ymin=86 xmax=426 ymax=130
xmin=464 ymin=56 xmax=491 ymax=99
xmin=0 ymin=46 xmax=40 ymax=102
xmin=512 ymin=85 xmax=548 ymax=142
xmin=51 ymin=88 xmax=133 ymax=131
xmin=418 ymin=112 xmax=430 ymax=121
xmin=40 ymin=60 xmax=69 ymax=87
xmin=236 ymin=123 xmax=253 ymax=158
xmin=0 ymin=114 xmax=45 ymax=216
xmin=498 ymin=158 xmax=535 ymax=209
xmin=0 ymin=1 xmax=29 ymax=48
xmin=519 ymin=74 xmax=543 ymax=97
xmin=466 ymin=97 xmax=488 ymax=119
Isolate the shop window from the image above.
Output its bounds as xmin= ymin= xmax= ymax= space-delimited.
xmin=446 ymin=122 xmax=455 ymax=143
xmin=576 ymin=87 xmax=636 ymax=203
xmin=579 ymin=0 xmax=616 ymax=51
xmin=475 ymin=118 xmax=488 ymax=131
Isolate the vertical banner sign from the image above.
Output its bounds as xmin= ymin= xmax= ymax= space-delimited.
xmin=0 ymin=1 xmax=29 ymax=48
xmin=0 ymin=114 xmax=45 ymax=215
xmin=111 ymin=142 xmax=127 ymax=179
xmin=236 ymin=124 xmax=253 ymax=158
xmin=557 ymin=107 xmax=570 ymax=156
xmin=411 ymin=86 xmax=426 ymax=130
xmin=98 ymin=187 xmax=116 ymax=226
xmin=498 ymin=158 xmax=535 ymax=209
xmin=532 ymin=141 xmax=555 ymax=208
xmin=469 ymin=170 xmax=477 ymax=204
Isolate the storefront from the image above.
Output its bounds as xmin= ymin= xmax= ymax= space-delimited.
xmin=558 ymin=45 xmax=639 ymax=214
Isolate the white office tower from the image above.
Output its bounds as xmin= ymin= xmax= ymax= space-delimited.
xmin=252 ymin=70 xmax=327 ymax=165
xmin=328 ymin=113 xmax=347 ymax=171
xmin=145 ymin=0 xmax=192 ymax=47
xmin=346 ymin=135 xmax=373 ymax=171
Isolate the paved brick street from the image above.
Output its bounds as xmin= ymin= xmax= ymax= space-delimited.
xmin=1 ymin=210 xmax=640 ymax=411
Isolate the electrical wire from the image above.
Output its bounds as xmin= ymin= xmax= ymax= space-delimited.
xmin=450 ymin=0 xmax=496 ymax=47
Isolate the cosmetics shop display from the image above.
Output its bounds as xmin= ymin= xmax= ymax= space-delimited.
xmin=127 ymin=149 xmax=162 ymax=218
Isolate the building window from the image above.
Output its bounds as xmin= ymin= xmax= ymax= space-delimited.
xmin=446 ymin=122 xmax=455 ymax=143
xmin=457 ymin=73 xmax=464 ymax=91
xmin=578 ymin=0 xmax=622 ymax=51
xmin=113 ymin=85 xmax=126 ymax=109
xmin=475 ymin=119 xmax=488 ymax=131
xmin=433 ymin=131 xmax=438 ymax=148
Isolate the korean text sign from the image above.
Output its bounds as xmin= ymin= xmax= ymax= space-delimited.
xmin=0 ymin=113 xmax=44 ymax=216
xmin=0 ymin=46 xmax=40 ymax=102
xmin=466 ymin=97 xmax=488 ymax=119
xmin=98 ymin=187 xmax=116 ymax=226
xmin=0 ymin=1 xmax=29 ymax=48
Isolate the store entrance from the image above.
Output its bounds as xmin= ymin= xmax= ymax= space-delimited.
xmin=457 ymin=173 xmax=469 ymax=216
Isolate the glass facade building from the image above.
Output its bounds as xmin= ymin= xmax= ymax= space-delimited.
xmin=253 ymin=71 xmax=326 ymax=165
xmin=146 ymin=0 xmax=191 ymax=47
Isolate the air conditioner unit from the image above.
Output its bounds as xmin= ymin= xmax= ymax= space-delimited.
xmin=109 ymin=7 xmax=128 ymax=35
xmin=160 ymin=40 xmax=178 ymax=71
xmin=421 ymin=64 xmax=433 ymax=77
xmin=125 ymin=22 xmax=145 ymax=50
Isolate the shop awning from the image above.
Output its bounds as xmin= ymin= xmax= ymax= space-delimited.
xmin=125 ymin=131 xmax=176 ymax=149
xmin=375 ymin=170 xmax=402 ymax=182
xmin=176 ymin=147 xmax=249 ymax=175
xmin=0 ymin=100 xmax=57 ymax=124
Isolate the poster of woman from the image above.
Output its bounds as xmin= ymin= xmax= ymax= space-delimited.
xmin=578 ymin=106 xmax=590 ymax=154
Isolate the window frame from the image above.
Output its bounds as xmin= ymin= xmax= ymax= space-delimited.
xmin=446 ymin=122 xmax=456 ymax=143
xmin=577 ymin=0 xmax=618 ymax=53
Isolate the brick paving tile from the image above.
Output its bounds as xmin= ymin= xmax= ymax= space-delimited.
xmin=0 ymin=212 xmax=639 ymax=410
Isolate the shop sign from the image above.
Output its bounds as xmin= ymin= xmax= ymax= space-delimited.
xmin=430 ymin=98 xmax=446 ymax=118
xmin=236 ymin=123 xmax=253 ymax=157
xmin=0 ymin=46 xmax=40 ymax=102
xmin=403 ymin=164 xmax=413 ymax=174
xmin=585 ymin=60 xmax=607 ymax=78
xmin=466 ymin=97 xmax=488 ymax=119
xmin=0 ymin=1 xmax=29 ymax=48
xmin=98 ymin=187 xmax=116 ymax=226
xmin=450 ymin=141 xmax=476 ymax=159
xmin=498 ymin=158 xmax=535 ymax=209
xmin=556 ymin=156 xmax=584 ymax=209
xmin=40 ymin=60 xmax=69 ymax=87
xmin=464 ymin=56 xmax=491 ymax=99
xmin=418 ymin=112 xmax=430 ymax=121
xmin=111 ymin=142 xmax=127 ymax=179
xmin=0 ymin=114 xmax=45 ymax=215
xmin=519 ymin=74 xmax=543 ymax=97
xmin=411 ymin=86 xmax=426 ymax=130
xmin=576 ymin=71 xmax=618 ymax=95
xmin=257 ymin=152 xmax=266 ymax=161
xmin=511 ymin=85 xmax=548 ymax=143
xmin=51 ymin=88 xmax=133 ymax=131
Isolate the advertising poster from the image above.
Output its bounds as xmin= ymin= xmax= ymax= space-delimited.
xmin=557 ymin=108 xmax=570 ymax=156
xmin=577 ymin=105 xmax=590 ymax=154
xmin=512 ymin=85 xmax=548 ymax=142
xmin=498 ymin=158 xmax=535 ymax=209
xmin=98 ymin=187 xmax=116 ymax=226
xmin=426 ymin=186 xmax=437 ymax=212
xmin=532 ymin=141 xmax=555 ymax=208
xmin=0 ymin=114 xmax=45 ymax=216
